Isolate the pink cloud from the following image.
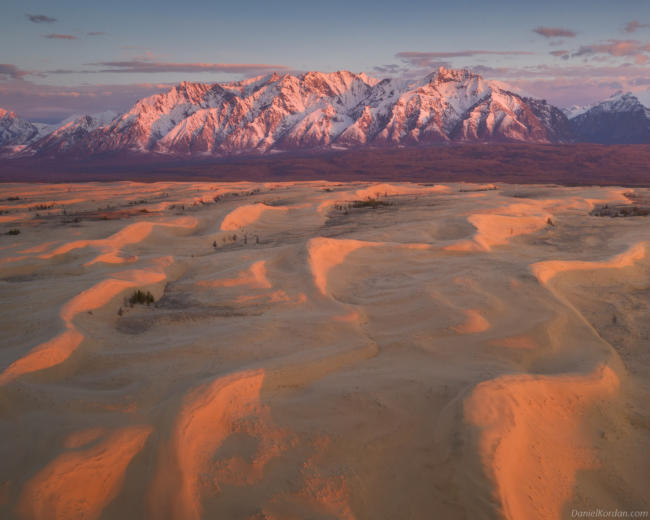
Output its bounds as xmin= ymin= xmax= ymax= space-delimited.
xmin=624 ymin=21 xmax=650 ymax=33
xmin=0 ymin=64 xmax=31 ymax=80
xmin=43 ymin=34 xmax=78 ymax=40
xmin=573 ymin=40 xmax=650 ymax=64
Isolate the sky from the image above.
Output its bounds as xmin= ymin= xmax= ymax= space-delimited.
xmin=1 ymin=0 xmax=650 ymax=122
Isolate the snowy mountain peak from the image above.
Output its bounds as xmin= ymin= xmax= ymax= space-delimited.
xmin=568 ymin=87 xmax=650 ymax=144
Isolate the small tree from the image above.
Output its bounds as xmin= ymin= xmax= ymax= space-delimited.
xmin=213 ymin=240 xmax=217 ymax=248
xmin=118 ymin=307 xmax=123 ymax=316
xmin=546 ymin=217 xmax=555 ymax=226
xmin=256 ymin=235 xmax=259 ymax=244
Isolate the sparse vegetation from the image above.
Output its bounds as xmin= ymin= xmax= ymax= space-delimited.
xmin=139 ymin=209 xmax=149 ymax=213
xmin=351 ymin=198 xmax=393 ymax=209
xmin=593 ymin=204 xmax=649 ymax=217
xmin=7 ymin=229 xmax=20 ymax=235
xmin=460 ymin=187 xmax=498 ymax=193
xmin=7 ymin=196 xmax=21 ymax=201
xmin=30 ymin=203 xmax=56 ymax=211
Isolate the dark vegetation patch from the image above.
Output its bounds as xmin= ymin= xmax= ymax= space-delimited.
xmin=129 ymin=289 xmax=155 ymax=306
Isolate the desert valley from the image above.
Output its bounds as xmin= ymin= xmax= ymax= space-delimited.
xmin=0 ymin=181 xmax=649 ymax=519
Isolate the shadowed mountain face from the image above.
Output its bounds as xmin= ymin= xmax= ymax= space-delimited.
xmin=0 ymin=109 xmax=40 ymax=149
xmin=566 ymin=90 xmax=650 ymax=145
xmin=1 ymin=68 xmax=578 ymax=161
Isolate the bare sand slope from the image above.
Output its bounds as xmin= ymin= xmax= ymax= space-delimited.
xmin=0 ymin=181 xmax=649 ymax=520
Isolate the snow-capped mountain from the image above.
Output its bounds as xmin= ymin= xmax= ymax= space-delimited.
xmin=1 ymin=68 xmax=579 ymax=160
xmin=22 ymin=110 xmax=118 ymax=156
xmin=565 ymin=89 xmax=650 ymax=144
xmin=0 ymin=109 xmax=41 ymax=149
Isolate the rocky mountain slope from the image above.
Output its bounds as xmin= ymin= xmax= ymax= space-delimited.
xmin=565 ymin=89 xmax=650 ymax=144
xmin=0 ymin=109 xmax=41 ymax=150
xmin=2 ymin=68 xmax=579 ymax=159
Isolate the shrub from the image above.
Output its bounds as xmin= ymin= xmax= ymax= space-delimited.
xmin=7 ymin=229 xmax=20 ymax=235
xmin=546 ymin=217 xmax=555 ymax=226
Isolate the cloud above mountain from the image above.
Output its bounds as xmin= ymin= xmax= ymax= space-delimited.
xmin=572 ymin=40 xmax=650 ymax=64
xmin=88 ymin=60 xmax=290 ymax=75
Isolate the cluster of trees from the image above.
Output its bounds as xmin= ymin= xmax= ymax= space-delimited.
xmin=128 ymin=290 xmax=155 ymax=306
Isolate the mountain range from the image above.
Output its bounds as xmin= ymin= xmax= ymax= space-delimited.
xmin=0 ymin=68 xmax=578 ymax=160
xmin=1 ymin=67 xmax=649 ymax=162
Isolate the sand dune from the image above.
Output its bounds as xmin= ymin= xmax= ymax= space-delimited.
xmin=17 ymin=425 xmax=152 ymax=520
xmin=532 ymin=242 xmax=646 ymax=286
xmin=0 ymin=266 xmax=167 ymax=386
xmin=1 ymin=181 xmax=649 ymax=520
xmin=198 ymin=260 xmax=271 ymax=289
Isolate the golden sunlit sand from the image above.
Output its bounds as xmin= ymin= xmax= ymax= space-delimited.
xmin=0 ymin=181 xmax=649 ymax=519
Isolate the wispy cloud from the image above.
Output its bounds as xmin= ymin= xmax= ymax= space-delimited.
xmin=572 ymin=40 xmax=650 ymax=64
xmin=87 ymin=31 xmax=107 ymax=36
xmin=550 ymin=50 xmax=570 ymax=60
xmin=87 ymin=58 xmax=290 ymax=75
xmin=43 ymin=34 xmax=78 ymax=40
xmin=623 ymin=21 xmax=650 ymax=33
xmin=396 ymin=50 xmax=534 ymax=70
xmin=532 ymin=27 xmax=577 ymax=38
xmin=25 ymin=14 xmax=57 ymax=24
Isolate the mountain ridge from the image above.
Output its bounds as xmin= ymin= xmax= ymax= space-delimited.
xmin=1 ymin=67 xmax=580 ymax=160
xmin=564 ymin=88 xmax=650 ymax=144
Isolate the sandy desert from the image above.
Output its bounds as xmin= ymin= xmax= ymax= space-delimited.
xmin=0 ymin=180 xmax=649 ymax=520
